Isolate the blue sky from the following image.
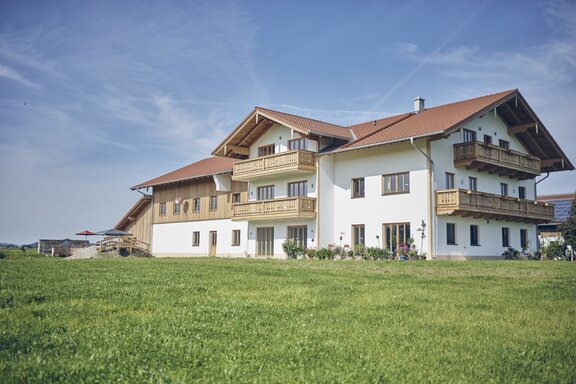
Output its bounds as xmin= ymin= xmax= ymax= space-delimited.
xmin=1 ymin=0 xmax=575 ymax=244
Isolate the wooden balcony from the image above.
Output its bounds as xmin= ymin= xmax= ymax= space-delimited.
xmin=232 ymin=197 xmax=316 ymax=221
xmin=453 ymin=142 xmax=540 ymax=180
xmin=232 ymin=150 xmax=316 ymax=181
xmin=436 ymin=189 xmax=554 ymax=223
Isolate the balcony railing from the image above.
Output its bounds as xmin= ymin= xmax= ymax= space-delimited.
xmin=232 ymin=197 xmax=316 ymax=221
xmin=436 ymin=189 xmax=554 ymax=223
xmin=232 ymin=150 xmax=316 ymax=181
xmin=453 ymin=142 xmax=540 ymax=180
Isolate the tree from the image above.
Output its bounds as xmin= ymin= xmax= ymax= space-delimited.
xmin=559 ymin=193 xmax=576 ymax=259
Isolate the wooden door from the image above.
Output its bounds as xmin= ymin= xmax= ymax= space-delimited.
xmin=209 ymin=231 xmax=217 ymax=256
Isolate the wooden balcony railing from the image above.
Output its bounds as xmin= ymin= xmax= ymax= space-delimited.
xmin=232 ymin=150 xmax=316 ymax=181
xmin=436 ymin=189 xmax=554 ymax=223
xmin=232 ymin=197 xmax=316 ymax=221
xmin=453 ymin=142 xmax=540 ymax=180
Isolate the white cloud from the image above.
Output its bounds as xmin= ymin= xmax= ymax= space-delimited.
xmin=0 ymin=63 xmax=38 ymax=88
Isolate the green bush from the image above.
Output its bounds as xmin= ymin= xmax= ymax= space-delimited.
xmin=353 ymin=244 xmax=366 ymax=259
xmin=282 ymin=239 xmax=304 ymax=259
xmin=366 ymin=247 xmax=389 ymax=260
xmin=333 ymin=246 xmax=348 ymax=259
xmin=305 ymin=248 xmax=317 ymax=259
xmin=541 ymin=241 xmax=566 ymax=260
xmin=316 ymin=248 xmax=334 ymax=260
xmin=502 ymin=247 xmax=520 ymax=260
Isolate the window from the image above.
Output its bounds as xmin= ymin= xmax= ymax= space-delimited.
xmin=257 ymin=185 xmax=274 ymax=200
xmin=383 ymin=172 xmax=410 ymax=194
xmin=518 ymin=186 xmax=526 ymax=199
xmin=470 ymin=225 xmax=479 ymax=246
xmin=445 ymin=172 xmax=455 ymax=189
xmin=288 ymin=225 xmax=307 ymax=248
xmin=469 ymin=177 xmax=478 ymax=191
xmin=232 ymin=230 xmax=241 ymax=246
xmin=232 ymin=193 xmax=241 ymax=204
xmin=258 ymin=144 xmax=275 ymax=157
xmin=159 ymin=202 xmax=166 ymax=216
xmin=209 ymin=196 xmax=218 ymax=211
xmin=520 ymin=229 xmax=528 ymax=249
xmin=463 ymin=129 xmax=477 ymax=142
xmin=447 ymin=223 xmax=456 ymax=245
xmin=193 ymin=198 xmax=200 ymax=213
xmin=192 ymin=231 xmax=200 ymax=246
xmin=173 ymin=202 xmax=181 ymax=215
xmin=352 ymin=225 xmax=365 ymax=247
xmin=500 ymin=183 xmax=508 ymax=197
xmin=383 ymin=223 xmax=411 ymax=254
xmin=499 ymin=139 xmax=510 ymax=150
xmin=288 ymin=138 xmax=306 ymax=151
xmin=288 ymin=181 xmax=307 ymax=197
xmin=256 ymin=227 xmax=274 ymax=256
xmin=351 ymin=177 xmax=365 ymax=198
xmin=502 ymin=228 xmax=510 ymax=247
xmin=483 ymin=134 xmax=492 ymax=145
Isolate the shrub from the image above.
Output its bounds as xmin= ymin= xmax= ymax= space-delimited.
xmin=540 ymin=241 xmax=566 ymax=260
xmin=353 ymin=244 xmax=366 ymax=259
xmin=333 ymin=246 xmax=347 ymax=259
xmin=366 ymin=247 xmax=389 ymax=260
xmin=502 ymin=247 xmax=520 ymax=260
xmin=306 ymin=248 xmax=317 ymax=259
xmin=316 ymin=247 xmax=334 ymax=260
xmin=282 ymin=239 xmax=304 ymax=259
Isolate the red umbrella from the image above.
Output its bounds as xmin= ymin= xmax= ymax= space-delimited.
xmin=76 ymin=230 xmax=97 ymax=241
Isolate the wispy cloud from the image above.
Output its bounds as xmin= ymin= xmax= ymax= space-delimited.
xmin=0 ymin=63 xmax=38 ymax=88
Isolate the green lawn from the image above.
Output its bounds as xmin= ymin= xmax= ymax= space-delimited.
xmin=1 ymin=256 xmax=575 ymax=383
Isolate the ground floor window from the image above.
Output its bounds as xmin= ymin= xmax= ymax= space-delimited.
xmin=287 ymin=225 xmax=307 ymax=248
xmin=520 ymin=229 xmax=528 ymax=249
xmin=232 ymin=230 xmax=241 ymax=246
xmin=470 ymin=225 xmax=479 ymax=246
xmin=383 ymin=222 xmax=411 ymax=254
xmin=192 ymin=231 xmax=200 ymax=246
xmin=502 ymin=227 xmax=510 ymax=247
xmin=257 ymin=227 xmax=274 ymax=256
xmin=446 ymin=223 xmax=456 ymax=245
xmin=352 ymin=224 xmax=365 ymax=247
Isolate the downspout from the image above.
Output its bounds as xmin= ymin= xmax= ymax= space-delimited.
xmin=410 ymin=137 xmax=436 ymax=259
xmin=534 ymin=172 xmax=550 ymax=255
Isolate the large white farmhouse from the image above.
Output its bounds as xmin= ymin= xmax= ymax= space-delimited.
xmin=126 ymin=89 xmax=573 ymax=259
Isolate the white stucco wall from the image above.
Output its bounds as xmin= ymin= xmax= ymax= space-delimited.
xmin=249 ymin=124 xmax=317 ymax=158
xmin=431 ymin=113 xmax=536 ymax=199
xmin=152 ymin=219 xmax=248 ymax=257
xmin=325 ymin=141 xmax=430 ymax=255
xmin=430 ymin=112 xmax=539 ymax=258
xmin=245 ymin=218 xmax=316 ymax=258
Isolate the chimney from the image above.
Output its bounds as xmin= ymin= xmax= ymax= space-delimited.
xmin=413 ymin=96 xmax=425 ymax=113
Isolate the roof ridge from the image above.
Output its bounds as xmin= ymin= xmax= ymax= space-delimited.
xmin=255 ymin=106 xmax=349 ymax=129
xmin=418 ymin=88 xmax=517 ymax=113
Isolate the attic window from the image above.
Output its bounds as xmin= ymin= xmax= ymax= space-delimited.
xmin=258 ymin=144 xmax=275 ymax=157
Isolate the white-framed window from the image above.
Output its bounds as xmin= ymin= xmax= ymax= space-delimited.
xmin=159 ymin=202 xmax=166 ymax=216
xmin=173 ymin=202 xmax=181 ymax=215
xmin=463 ymin=129 xmax=477 ymax=142
xmin=193 ymin=198 xmax=200 ymax=213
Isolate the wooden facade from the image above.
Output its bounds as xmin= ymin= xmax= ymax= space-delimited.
xmin=116 ymin=197 xmax=153 ymax=247
xmin=153 ymin=177 xmax=248 ymax=224
xmin=453 ymin=142 xmax=540 ymax=180
xmin=232 ymin=150 xmax=316 ymax=181
xmin=436 ymin=189 xmax=554 ymax=223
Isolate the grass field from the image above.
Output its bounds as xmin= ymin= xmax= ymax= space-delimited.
xmin=1 ymin=253 xmax=575 ymax=383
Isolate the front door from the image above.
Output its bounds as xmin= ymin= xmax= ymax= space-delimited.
xmin=209 ymin=231 xmax=217 ymax=256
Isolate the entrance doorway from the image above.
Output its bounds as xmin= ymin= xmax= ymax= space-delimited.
xmin=256 ymin=227 xmax=274 ymax=257
xmin=209 ymin=231 xmax=217 ymax=256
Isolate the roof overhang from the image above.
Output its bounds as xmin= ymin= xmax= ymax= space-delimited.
xmin=130 ymin=170 xmax=232 ymax=190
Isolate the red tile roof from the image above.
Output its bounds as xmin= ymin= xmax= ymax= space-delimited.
xmin=255 ymin=107 xmax=353 ymax=140
xmin=340 ymin=89 xmax=517 ymax=150
xmin=131 ymin=157 xmax=236 ymax=189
